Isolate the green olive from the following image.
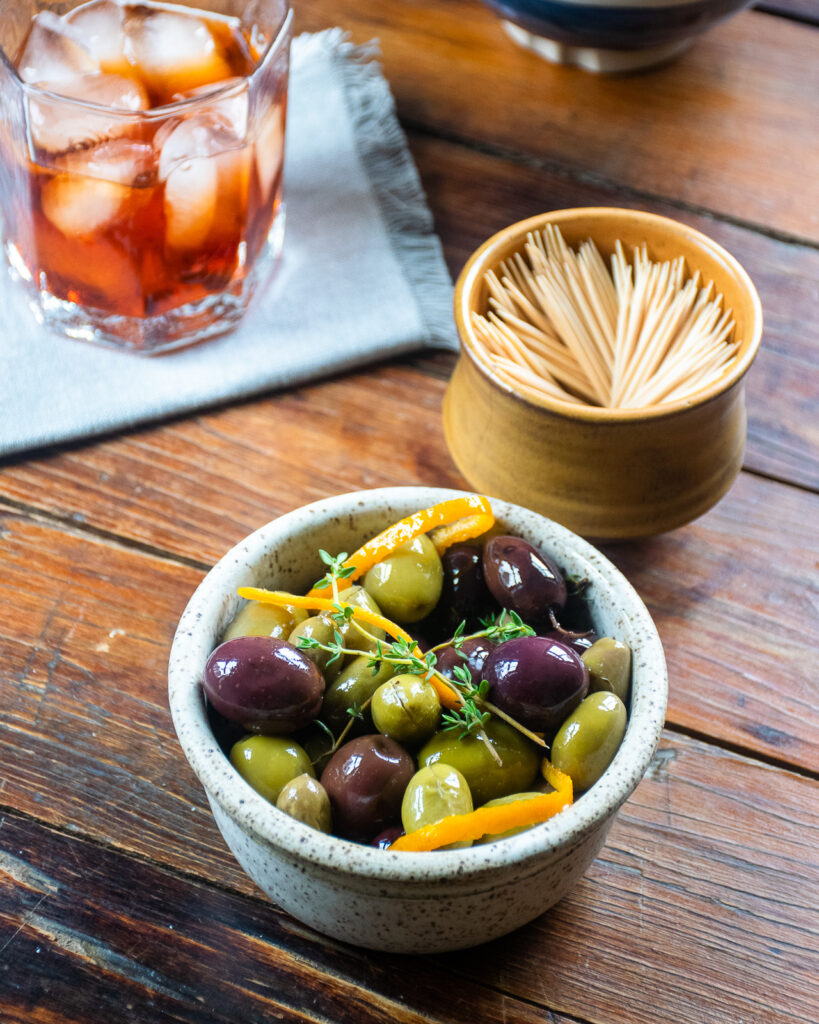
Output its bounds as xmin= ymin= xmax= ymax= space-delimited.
xmin=337 ymin=586 xmax=386 ymax=656
xmin=287 ymin=587 xmax=385 ymax=684
xmin=298 ymin=724 xmax=336 ymax=775
xmin=364 ymin=534 xmax=443 ymax=623
xmin=474 ymin=792 xmax=544 ymax=845
xmin=551 ymin=692 xmax=627 ymax=793
xmin=276 ymin=773 xmax=332 ymax=833
xmin=322 ymin=656 xmax=396 ymax=734
xmin=223 ymin=600 xmax=308 ymax=642
xmin=229 ymin=735 xmax=314 ymax=804
xmin=401 ymin=763 xmax=473 ymax=848
xmin=419 ymin=719 xmax=540 ymax=805
xmin=288 ymin=615 xmax=337 ymax=677
xmin=582 ymin=638 xmax=631 ymax=703
xmin=371 ymin=674 xmax=441 ymax=745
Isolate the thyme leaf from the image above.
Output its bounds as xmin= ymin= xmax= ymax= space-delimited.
xmin=441 ymin=699 xmax=491 ymax=740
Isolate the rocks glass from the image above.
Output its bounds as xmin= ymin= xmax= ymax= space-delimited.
xmin=0 ymin=0 xmax=292 ymax=353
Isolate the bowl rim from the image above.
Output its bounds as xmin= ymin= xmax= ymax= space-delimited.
xmin=168 ymin=486 xmax=668 ymax=883
xmin=454 ymin=206 xmax=764 ymax=423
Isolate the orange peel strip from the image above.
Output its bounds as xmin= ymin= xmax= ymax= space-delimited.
xmin=307 ymin=495 xmax=494 ymax=599
xmin=428 ymin=514 xmax=493 ymax=556
xmin=390 ymin=760 xmax=573 ymax=852
xmin=236 ymin=587 xmax=461 ymax=709
xmin=542 ymin=758 xmax=573 ymax=794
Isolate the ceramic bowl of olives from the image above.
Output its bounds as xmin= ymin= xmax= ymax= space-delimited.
xmin=168 ymin=487 xmax=667 ymax=953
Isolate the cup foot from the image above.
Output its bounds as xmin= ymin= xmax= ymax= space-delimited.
xmin=502 ymin=21 xmax=693 ymax=73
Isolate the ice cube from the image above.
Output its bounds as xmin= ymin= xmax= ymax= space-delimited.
xmin=163 ymin=154 xmax=217 ymax=250
xmin=158 ymin=111 xmax=248 ymax=249
xmin=255 ymin=102 xmax=284 ymax=200
xmin=60 ymin=137 xmax=156 ymax=188
xmin=41 ymin=173 xmax=129 ymax=237
xmin=17 ymin=11 xmax=100 ymax=84
xmin=124 ymin=6 xmax=231 ymax=100
xmin=66 ymin=0 xmax=131 ymax=77
xmin=158 ymin=110 xmax=242 ymax=174
xmin=172 ymin=78 xmax=249 ymax=141
xmin=28 ymin=74 xmax=149 ymax=154
xmin=158 ymin=114 xmax=220 ymax=250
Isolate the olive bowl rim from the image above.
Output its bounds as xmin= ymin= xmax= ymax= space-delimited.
xmin=168 ymin=486 xmax=668 ymax=885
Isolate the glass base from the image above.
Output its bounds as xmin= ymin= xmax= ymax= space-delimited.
xmin=502 ymin=22 xmax=693 ymax=73
xmin=5 ymin=208 xmax=285 ymax=356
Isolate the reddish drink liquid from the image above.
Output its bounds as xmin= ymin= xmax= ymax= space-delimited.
xmin=2 ymin=0 xmax=289 ymax=350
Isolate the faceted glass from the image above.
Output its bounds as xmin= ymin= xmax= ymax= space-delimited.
xmin=0 ymin=0 xmax=291 ymax=353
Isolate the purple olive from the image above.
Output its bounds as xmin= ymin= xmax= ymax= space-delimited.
xmin=435 ymin=637 xmax=494 ymax=687
xmin=483 ymin=536 xmax=567 ymax=624
xmin=371 ymin=825 xmax=404 ymax=850
xmin=205 ymin=698 xmax=246 ymax=755
xmin=482 ymin=635 xmax=589 ymax=733
xmin=321 ymin=735 xmax=414 ymax=841
xmin=203 ymin=636 xmax=324 ymax=734
xmin=438 ymin=543 xmax=495 ymax=631
xmin=541 ymin=629 xmax=599 ymax=655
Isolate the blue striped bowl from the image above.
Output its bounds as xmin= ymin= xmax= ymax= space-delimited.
xmin=482 ymin=0 xmax=754 ymax=71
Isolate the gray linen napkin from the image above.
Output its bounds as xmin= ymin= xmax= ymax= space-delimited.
xmin=0 ymin=30 xmax=457 ymax=457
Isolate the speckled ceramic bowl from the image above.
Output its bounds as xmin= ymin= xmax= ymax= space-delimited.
xmin=168 ymin=487 xmax=667 ymax=953
xmin=482 ymin=0 xmax=755 ymax=72
xmin=445 ymin=207 xmax=763 ymax=539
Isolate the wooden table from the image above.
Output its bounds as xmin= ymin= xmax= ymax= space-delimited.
xmin=1 ymin=2 xmax=817 ymax=1021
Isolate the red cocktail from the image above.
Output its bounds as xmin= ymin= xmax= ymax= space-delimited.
xmin=0 ymin=0 xmax=291 ymax=352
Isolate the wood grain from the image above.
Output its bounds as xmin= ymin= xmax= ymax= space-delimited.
xmin=448 ymin=732 xmax=819 ymax=1024
xmin=0 ymin=6 xmax=815 ymax=1023
xmin=1 ymin=129 xmax=816 ymax=563
xmin=600 ymin=469 xmax=819 ymax=769
xmin=0 ymin=361 xmax=458 ymax=566
xmin=0 ymin=487 xmax=814 ymax=881
xmin=1 ymin=731 xmax=816 ymax=1024
xmin=0 ymin=812 xmax=570 ymax=1024
xmin=1 ymin=442 xmax=817 ymax=775
xmin=294 ymin=1 xmax=819 ymax=242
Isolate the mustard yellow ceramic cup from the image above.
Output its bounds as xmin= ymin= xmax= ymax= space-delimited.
xmin=444 ymin=208 xmax=764 ymax=539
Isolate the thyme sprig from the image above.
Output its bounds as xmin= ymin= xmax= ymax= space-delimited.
xmin=299 ymin=547 xmax=547 ymax=763
xmin=309 ymin=695 xmax=375 ymax=766
xmin=312 ymin=549 xmax=356 ymax=594
xmin=441 ymin=696 xmax=491 ymax=740
xmin=428 ymin=611 xmax=535 ymax=659
xmin=297 ymin=618 xmax=545 ymax=753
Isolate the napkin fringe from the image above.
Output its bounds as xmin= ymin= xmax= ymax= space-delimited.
xmin=310 ymin=29 xmax=457 ymax=351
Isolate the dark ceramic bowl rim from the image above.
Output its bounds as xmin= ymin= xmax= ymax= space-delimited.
xmin=454 ymin=207 xmax=764 ymax=424
xmin=168 ymin=487 xmax=668 ymax=884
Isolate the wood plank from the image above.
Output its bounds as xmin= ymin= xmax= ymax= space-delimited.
xmin=1 ymin=729 xmax=816 ymax=1024
xmin=447 ymin=732 xmax=819 ymax=1024
xmin=0 ymin=361 xmax=458 ymax=565
xmin=598 ymin=470 xmax=819 ymax=770
xmin=1 ymin=463 xmax=816 ymax=774
xmin=408 ymin=134 xmax=819 ymax=489
xmin=1 ymin=131 xmax=815 ymax=563
xmin=0 ymin=489 xmax=814 ymax=882
xmin=0 ymin=812 xmax=566 ymax=1024
xmin=0 ymin=508 xmax=816 ymax=1021
xmin=294 ymin=1 xmax=819 ymax=242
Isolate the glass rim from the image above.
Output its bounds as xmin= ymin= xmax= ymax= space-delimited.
xmin=0 ymin=3 xmax=292 ymax=120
